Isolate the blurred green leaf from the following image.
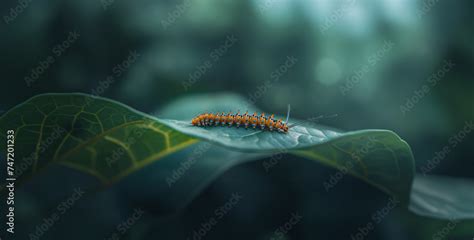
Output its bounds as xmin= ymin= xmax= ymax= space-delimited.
xmin=394 ymin=205 xmax=474 ymax=239
xmin=410 ymin=174 xmax=474 ymax=220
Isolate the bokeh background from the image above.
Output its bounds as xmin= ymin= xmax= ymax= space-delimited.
xmin=0 ymin=0 xmax=473 ymax=239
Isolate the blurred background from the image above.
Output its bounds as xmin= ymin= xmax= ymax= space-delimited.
xmin=0 ymin=0 xmax=473 ymax=239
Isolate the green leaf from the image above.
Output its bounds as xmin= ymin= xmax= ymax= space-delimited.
xmin=1 ymin=93 xmax=415 ymax=205
xmin=294 ymin=130 xmax=415 ymax=203
xmin=122 ymin=142 xmax=266 ymax=215
xmin=394 ymin=202 xmax=474 ymax=238
xmin=158 ymin=94 xmax=415 ymax=203
xmin=0 ymin=93 xmax=197 ymax=186
xmin=162 ymin=119 xmax=343 ymax=151
xmin=6 ymin=93 xmax=472 ymax=222
xmin=159 ymin=93 xmax=343 ymax=151
xmin=162 ymin=119 xmax=414 ymax=202
xmin=409 ymin=174 xmax=474 ymax=220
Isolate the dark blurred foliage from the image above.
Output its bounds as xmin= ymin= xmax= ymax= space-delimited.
xmin=0 ymin=0 xmax=473 ymax=239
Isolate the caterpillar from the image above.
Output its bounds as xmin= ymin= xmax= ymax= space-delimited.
xmin=191 ymin=105 xmax=292 ymax=133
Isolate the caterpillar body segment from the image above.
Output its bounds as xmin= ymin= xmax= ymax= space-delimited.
xmin=191 ymin=111 xmax=289 ymax=133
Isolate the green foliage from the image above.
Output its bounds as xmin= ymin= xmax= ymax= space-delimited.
xmin=410 ymin=175 xmax=474 ymax=219
xmin=159 ymin=93 xmax=415 ymax=202
xmin=0 ymin=93 xmax=197 ymax=186
xmin=1 ymin=93 xmax=473 ymax=223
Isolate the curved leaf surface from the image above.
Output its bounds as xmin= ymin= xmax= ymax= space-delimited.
xmin=0 ymin=93 xmax=197 ymax=186
xmin=1 ymin=93 xmax=415 ymax=205
xmin=409 ymin=174 xmax=474 ymax=219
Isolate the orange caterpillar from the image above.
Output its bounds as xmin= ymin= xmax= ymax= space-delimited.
xmin=191 ymin=105 xmax=292 ymax=133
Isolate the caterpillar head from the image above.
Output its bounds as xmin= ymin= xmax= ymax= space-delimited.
xmin=275 ymin=119 xmax=282 ymax=128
